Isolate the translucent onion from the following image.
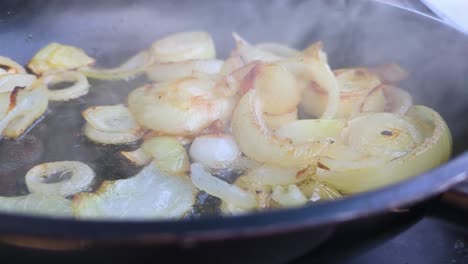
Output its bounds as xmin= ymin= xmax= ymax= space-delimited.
xmin=301 ymin=67 xmax=385 ymax=118
xmin=271 ymin=185 xmax=308 ymax=207
xmin=120 ymin=148 xmax=153 ymax=167
xmin=128 ymin=77 xmax=236 ymax=136
xmin=382 ymin=85 xmax=413 ymax=114
xmin=146 ymin=59 xmax=223 ymax=82
xmin=317 ymin=105 xmax=452 ymax=194
xmin=281 ymin=42 xmax=340 ymax=119
xmin=0 ymin=74 xmax=37 ymax=93
xmin=275 ymin=119 xmax=346 ymax=145
xmin=231 ymin=89 xmax=329 ymax=167
xmin=189 ymin=134 xmax=240 ymax=169
xmin=150 ymin=31 xmax=216 ymax=63
xmin=256 ymin=43 xmax=301 ymax=58
xmin=232 ymin=33 xmax=280 ymax=63
xmin=83 ymin=123 xmax=142 ymax=145
xmin=82 ymin=105 xmax=139 ymax=133
xmin=298 ymin=179 xmax=342 ymax=202
xmin=0 ymin=56 xmax=27 ymax=74
xmin=0 ymin=193 xmax=72 ymax=217
xmin=190 ymin=163 xmax=257 ymax=209
xmin=73 ymin=164 xmax=195 ymax=220
xmin=28 ymin=43 xmax=95 ymax=74
xmin=238 ymin=165 xmax=306 ymax=186
xmin=25 ymin=161 xmax=95 ymax=197
xmin=79 ymin=50 xmax=154 ymax=80
xmin=264 ymin=109 xmax=298 ymax=130
xmin=142 ymin=136 xmax=189 ymax=176
xmin=42 ymin=71 xmax=90 ymax=101
xmin=0 ymin=85 xmax=49 ymax=138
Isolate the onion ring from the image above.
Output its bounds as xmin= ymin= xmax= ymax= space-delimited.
xmin=43 ymin=71 xmax=90 ymax=101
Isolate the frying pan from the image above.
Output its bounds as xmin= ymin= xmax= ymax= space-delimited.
xmin=0 ymin=0 xmax=467 ymax=263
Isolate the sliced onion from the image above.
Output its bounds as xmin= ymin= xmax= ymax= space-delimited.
xmin=0 ymin=56 xmax=27 ymax=74
xmin=371 ymin=63 xmax=409 ymax=84
xmin=142 ymin=136 xmax=189 ymax=176
xmin=346 ymin=112 xmax=423 ymax=159
xmin=0 ymin=74 xmax=37 ymax=93
xmin=219 ymin=55 xmax=244 ymax=75
xmin=42 ymin=71 xmax=89 ymax=101
xmin=83 ymin=123 xmax=142 ymax=145
xmin=79 ymin=50 xmax=153 ymax=80
xmin=264 ymin=109 xmax=298 ymax=130
xmin=73 ymin=163 xmax=195 ymax=220
xmin=28 ymin=43 xmax=95 ymax=74
xmin=275 ymin=119 xmax=346 ymax=145
xmin=25 ymin=161 xmax=95 ymax=197
xmin=189 ymin=134 xmax=240 ymax=169
xmin=220 ymin=201 xmax=250 ymax=216
xmin=232 ymin=33 xmax=280 ymax=63
xmin=256 ymin=43 xmax=301 ymax=58
xmin=318 ymin=105 xmax=451 ymax=194
xmin=82 ymin=105 xmax=139 ymax=133
xmin=150 ymin=31 xmax=216 ymax=63
xmin=120 ymin=148 xmax=153 ymax=167
xmin=128 ymin=77 xmax=236 ymax=136
xmin=281 ymin=42 xmax=340 ymax=119
xmin=0 ymin=92 xmax=9 ymax=119
xmin=0 ymin=193 xmax=72 ymax=217
xmin=232 ymin=89 xmax=330 ymax=167
xmin=298 ymin=179 xmax=342 ymax=202
xmin=146 ymin=59 xmax=223 ymax=82
xmin=0 ymin=85 xmax=49 ymax=138
xmin=190 ymin=163 xmax=257 ymax=209
xmin=238 ymin=165 xmax=306 ymax=186
xmin=382 ymin=85 xmax=413 ymax=114
xmin=271 ymin=185 xmax=308 ymax=207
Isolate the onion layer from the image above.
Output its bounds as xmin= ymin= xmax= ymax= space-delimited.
xmin=271 ymin=185 xmax=308 ymax=207
xmin=232 ymin=33 xmax=280 ymax=63
xmin=83 ymin=123 xmax=142 ymax=145
xmin=231 ymin=89 xmax=329 ymax=167
xmin=383 ymin=85 xmax=413 ymax=114
xmin=73 ymin=163 xmax=195 ymax=220
xmin=0 ymin=193 xmax=72 ymax=217
xmin=142 ymin=137 xmax=189 ymax=176
xmin=25 ymin=161 xmax=95 ymax=197
xmin=82 ymin=105 xmax=139 ymax=133
xmin=0 ymin=56 xmax=27 ymax=74
xmin=43 ymin=71 xmax=90 ymax=101
xmin=264 ymin=109 xmax=298 ymax=130
xmin=146 ymin=59 xmax=223 ymax=82
xmin=256 ymin=43 xmax=300 ymax=58
xmin=189 ymin=134 xmax=240 ymax=169
xmin=0 ymin=74 xmax=37 ymax=93
xmin=238 ymin=165 xmax=306 ymax=186
xmin=275 ymin=119 xmax=346 ymax=145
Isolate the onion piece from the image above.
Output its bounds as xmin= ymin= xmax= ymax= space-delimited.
xmin=318 ymin=105 xmax=452 ymax=194
xmin=231 ymin=89 xmax=329 ymax=167
xmin=220 ymin=201 xmax=250 ymax=216
xmin=79 ymin=50 xmax=153 ymax=80
xmin=25 ymin=161 xmax=95 ymax=197
xmin=0 ymin=56 xmax=27 ymax=74
xmin=128 ymin=77 xmax=236 ymax=136
xmin=264 ymin=109 xmax=298 ymax=130
xmin=190 ymin=163 xmax=257 ymax=209
xmin=189 ymin=134 xmax=240 ymax=169
xmin=150 ymin=31 xmax=216 ymax=63
xmin=146 ymin=59 xmax=223 ymax=82
xmin=275 ymin=119 xmax=346 ymax=145
xmin=0 ymin=92 xmax=9 ymax=119
xmin=82 ymin=105 xmax=139 ymax=133
xmin=382 ymin=85 xmax=413 ymax=114
xmin=0 ymin=74 xmax=37 ymax=93
xmin=142 ymin=136 xmax=189 ymax=176
xmin=42 ymin=71 xmax=90 ymax=101
xmin=238 ymin=165 xmax=307 ymax=186
xmin=0 ymin=85 xmax=49 ymax=138
xmin=28 ymin=43 xmax=95 ymax=74
xmin=256 ymin=43 xmax=301 ymax=58
xmin=281 ymin=42 xmax=340 ymax=119
xmin=120 ymin=148 xmax=153 ymax=167
xmin=271 ymin=185 xmax=308 ymax=207
xmin=0 ymin=193 xmax=72 ymax=217
xmin=83 ymin=124 xmax=142 ymax=145
xmin=298 ymin=179 xmax=342 ymax=202
xmin=232 ymin=33 xmax=280 ymax=63
xmin=73 ymin=163 xmax=195 ymax=220
xmin=371 ymin=63 xmax=409 ymax=84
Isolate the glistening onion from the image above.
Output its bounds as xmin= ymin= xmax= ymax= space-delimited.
xmin=142 ymin=136 xmax=190 ymax=176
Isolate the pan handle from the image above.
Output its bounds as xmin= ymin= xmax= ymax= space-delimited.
xmin=428 ymin=182 xmax=468 ymax=227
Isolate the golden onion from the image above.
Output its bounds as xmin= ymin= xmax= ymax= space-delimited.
xmin=383 ymin=85 xmax=413 ymax=114
xmin=0 ymin=193 xmax=72 ymax=217
xmin=256 ymin=42 xmax=301 ymax=58
xmin=142 ymin=136 xmax=190 ymax=176
xmin=271 ymin=185 xmax=308 ymax=207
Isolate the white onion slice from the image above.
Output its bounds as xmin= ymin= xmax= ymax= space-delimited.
xmin=271 ymin=185 xmax=308 ymax=207
xmin=83 ymin=123 xmax=142 ymax=145
xmin=79 ymin=50 xmax=153 ymax=80
xmin=146 ymin=59 xmax=223 ymax=82
xmin=42 ymin=71 xmax=89 ymax=101
xmin=82 ymin=105 xmax=139 ymax=133
xmin=25 ymin=161 xmax=95 ymax=197
xmin=231 ymin=89 xmax=329 ymax=167
xmin=275 ymin=119 xmax=346 ymax=145
xmin=120 ymin=148 xmax=153 ymax=167
xmin=0 ymin=193 xmax=72 ymax=217
xmin=189 ymin=134 xmax=240 ymax=169
xmin=0 ymin=56 xmax=27 ymax=74
xmin=382 ymin=85 xmax=413 ymax=114
xmin=150 ymin=31 xmax=216 ymax=63
xmin=232 ymin=33 xmax=280 ymax=63
xmin=256 ymin=43 xmax=301 ymax=58
xmin=73 ymin=164 xmax=195 ymax=220
xmin=264 ymin=109 xmax=298 ymax=130
xmin=142 ymin=136 xmax=190 ymax=176
xmin=190 ymin=163 xmax=257 ymax=209
xmin=0 ymin=74 xmax=37 ymax=93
